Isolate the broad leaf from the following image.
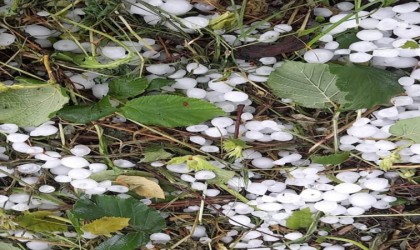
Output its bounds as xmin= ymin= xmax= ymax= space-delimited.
xmin=82 ymin=217 xmax=130 ymax=236
xmin=389 ymin=117 xmax=420 ymax=143
xmin=16 ymin=211 xmax=68 ymax=232
xmin=141 ymin=147 xmax=173 ymax=162
xmin=96 ymin=232 xmax=148 ymax=250
xmin=286 ymin=208 xmax=313 ymax=230
xmin=146 ymin=78 xmax=174 ymax=91
xmin=116 ymin=175 xmax=165 ymax=199
xmin=330 ymin=64 xmax=404 ymax=111
xmin=310 ymin=152 xmax=350 ymax=165
xmin=0 ymin=242 xmax=21 ymax=250
xmin=267 ymin=61 xmax=345 ymax=109
xmin=121 ymin=95 xmax=225 ymax=127
xmin=72 ymin=195 xmax=165 ymax=233
xmin=0 ymin=84 xmax=69 ymax=126
xmin=57 ymin=96 xmax=118 ymax=124
xmin=108 ymin=75 xmax=149 ymax=100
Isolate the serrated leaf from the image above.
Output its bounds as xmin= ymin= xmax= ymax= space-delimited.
xmin=16 ymin=211 xmax=67 ymax=233
xmin=329 ymin=64 xmax=404 ymax=111
xmin=267 ymin=61 xmax=345 ymax=109
xmin=96 ymin=232 xmax=147 ymax=250
xmin=286 ymin=208 xmax=313 ymax=230
xmin=57 ymin=96 xmax=118 ymax=124
xmin=0 ymin=242 xmax=21 ymax=250
xmin=389 ymin=117 xmax=420 ymax=143
xmin=72 ymin=195 xmax=165 ymax=233
xmin=108 ymin=75 xmax=149 ymax=100
xmin=0 ymin=84 xmax=69 ymax=126
xmin=310 ymin=152 xmax=350 ymax=165
xmin=141 ymin=147 xmax=173 ymax=162
xmin=121 ymin=95 xmax=225 ymax=127
xmin=82 ymin=217 xmax=130 ymax=236
xmin=147 ymin=78 xmax=174 ymax=91
xmin=116 ymin=175 xmax=165 ymax=199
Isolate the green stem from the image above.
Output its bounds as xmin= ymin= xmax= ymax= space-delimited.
xmin=333 ymin=111 xmax=340 ymax=152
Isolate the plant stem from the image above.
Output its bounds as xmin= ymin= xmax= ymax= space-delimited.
xmin=333 ymin=111 xmax=340 ymax=152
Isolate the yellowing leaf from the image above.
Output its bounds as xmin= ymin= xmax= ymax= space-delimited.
xmin=16 ymin=211 xmax=67 ymax=233
xmin=116 ymin=175 xmax=165 ymax=199
xmin=82 ymin=217 xmax=130 ymax=236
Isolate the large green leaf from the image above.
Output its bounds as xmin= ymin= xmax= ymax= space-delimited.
xmin=108 ymin=75 xmax=149 ymax=100
xmin=0 ymin=83 xmax=69 ymax=126
xmin=330 ymin=64 xmax=404 ymax=111
xmin=121 ymin=95 xmax=225 ymax=127
xmin=0 ymin=242 xmax=21 ymax=250
xmin=96 ymin=232 xmax=148 ymax=250
xmin=286 ymin=208 xmax=313 ymax=230
xmin=57 ymin=96 xmax=118 ymax=124
xmin=267 ymin=61 xmax=345 ymax=109
xmin=72 ymin=195 xmax=165 ymax=233
xmin=16 ymin=211 xmax=68 ymax=233
xmin=389 ymin=117 xmax=420 ymax=143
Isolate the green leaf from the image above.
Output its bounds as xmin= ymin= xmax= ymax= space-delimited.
xmin=310 ymin=152 xmax=350 ymax=165
xmin=0 ymin=84 xmax=69 ymax=126
xmin=108 ymin=75 xmax=149 ymax=100
xmin=146 ymin=78 xmax=174 ymax=91
xmin=330 ymin=64 xmax=404 ymax=111
xmin=141 ymin=146 xmax=173 ymax=163
xmin=400 ymin=40 xmax=419 ymax=49
xmin=286 ymin=208 xmax=313 ymax=230
xmin=72 ymin=195 xmax=165 ymax=233
xmin=82 ymin=217 xmax=130 ymax=236
xmin=16 ymin=211 xmax=68 ymax=233
xmin=0 ymin=242 xmax=21 ymax=250
xmin=335 ymin=30 xmax=358 ymax=49
xmin=389 ymin=117 xmax=420 ymax=143
xmin=57 ymin=96 xmax=118 ymax=124
xmin=267 ymin=61 xmax=346 ymax=109
xmin=121 ymin=95 xmax=225 ymax=127
xmin=96 ymin=232 xmax=148 ymax=250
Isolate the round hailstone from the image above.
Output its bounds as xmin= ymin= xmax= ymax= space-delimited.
xmin=167 ymin=164 xmax=191 ymax=173
xmin=187 ymin=88 xmax=206 ymax=99
xmin=256 ymin=202 xmax=282 ymax=212
xmin=61 ymin=156 xmax=89 ymax=168
xmin=189 ymin=135 xmax=206 ymax=145
xmin=245 ymin=131 xmax=264 ymax=140
xmin=322 ymin=190 xmax=349 ymax=202
xmin=363 ymin=178 xmax=389 ymax=191
xmin=392 ymin=2 xmax=419 ymax=13
xmin=101 ymin=46 xmax=127 ymax=59
xmin=376 ymin=18 xmax=398 ymax=30
xmin=276 ymin=192 xmax=300 ymax=203
xmin=211 ymin=117 xmax=233 ymax=128
xmin=0 ymin=32 xmax=16 ymax=46
xmin=7 ymin=133 xmax=29 ymax=143
xmin=173 ymin=78 xmax=197 ymax=89
xmin=68 ymin=168 xmax=92 ymax=179
xmin=356 ymin=30 xmax=383 ymax=41
xmin=347 ymin=124 xmax=378 ymax=138
xmin=159 ymin=0 xmax=193 ymax=15
xmin=38 ymin=185 xmax=55 ymax=193
xmin=30 ymin=124 xmax=58 ymax=136
xmin=300 ymin=189 xmax=322 ymax=202
xmin=347 ymin=206 xmax=365 ymax=216
xmin=314 ymin=200 xmax=338 ymax=213
xmin=0 ymin=166 xmax=13 ymax=178
xmin=304 ymin=49 xmax=334 ymax=63
xmin=107 ymin=185 xmax=129 ymax=193
xmin=314 ymin=7 xmax=333 ymax=17
xmin=229 ymin=215 xmax=251 ymax=227
xmin=186 ymin=63 xmax=208 ymax=74
xmin=251 ymin=157 xmax=274 ymax=169
xmin=70 ymin=145 xmax=91 ymax=156
xmin=11 ymin=203 xmax=30 ymax=212
xmin=181 ymin=174 xmax=195 ymax=182
xmin=113 ymin=159 xmax=135 ymax=168
xmin=17 ymin=163 xmax=41 ymax=174
xmin=146 ymin=64 xmax=171 ymax=75
xmin=26 ymin=241 xmax=50 ymax=250
xmin=89 ymin=163 xmax=107 ymax=173
xmin=186 ymin=124 xmax=208 ymax=132
xmin=9 ymin=193 xmax=30 ymax=203
xmin=70 ymin=74 xmax=95 ymax=89
xmin=150 ymin=232 xmax=171 ymax=243
xmin=271 ymin=131 xmax=293 ymax=141
xmin=259 ymin=57 xmax=276 ymax=65
xmin=284 ymin=232 xmax=303 ymax=240
xmin=324 ymin=41 xmax=339 ymax=50
xmin=273 ymin=24 xmax=293 ymax=33
xmin=195 ymin=170 xmax=216 ymax=180
xmin=258 ymin=31 xmax=280 ymax=43
xmin=246 ymin=182 xmax=268 ymax=195
xmin=334 ymin=183 xmax=362 ymax=194
xmin=208 ymin=80 xmax=233 ymax=93
xmin=168 ymin=69 xmax=186 ymax=79
xmin=336 ymin=172 xmax=360 ymax=183
xmin=0 ymin=123 xmax=18 ymax=134
xmin=54 ymin=175 xmax=72 ymax=183
xmin=204 ymin=127 xmax=227 ymax=137
xmin=224 ymin=91 xmax=249 ymax=102
xmin=373 ymin=48 xmax=399 ymax=58
xmin=349 ymin=41 xmax=377 ymax=52
xmin=182 ymin=17 xmax=209 ymax=29
xmin=394 ymin=25 xmax=420 ymax=39
xmin=398 ymin=76 xmax=415 ymax=86
xmin=360 ymin=18 xmax=380 ymax=29
xmin=349 ymin=193 xmax=377 ymax=207
xmin=53 ymin=40 xmax=78 ymax=51
xmin=370 ymin=7 xmax=396 ymax=20
xmin=377 ymin=107 xmax=398 ymax=118
xmin=24 ymin=24 xmax=52 ymax=38
xmin=71 ymin=179 xmax=98 ymax=190
xmin=410 ymin=144 xmax=420 ymax=154
xmin=349 ymin=52 xmax=373 ymax=63
xmin=340 ymin=135 xmax=359 ymax=145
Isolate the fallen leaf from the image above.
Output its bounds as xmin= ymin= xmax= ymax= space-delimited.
xmin=82 ymin=217 xmax=130 ymax=236
xmin=116 ymin=175 xmax=165 ymax=199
